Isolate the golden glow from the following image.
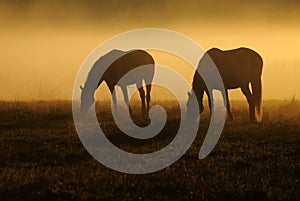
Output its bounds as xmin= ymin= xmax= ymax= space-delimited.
xmin=0 ymin=1 xmax=299 ymax=100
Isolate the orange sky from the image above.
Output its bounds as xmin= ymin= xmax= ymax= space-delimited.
xmin=0 ymin=0 xmax=299 ymax=100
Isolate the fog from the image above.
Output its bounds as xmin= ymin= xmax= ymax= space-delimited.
xmin=0 ymin=0 xmax=299 ymax=100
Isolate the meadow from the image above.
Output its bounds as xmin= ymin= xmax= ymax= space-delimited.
xmin=0 ymin=99 xmax=299 ymax=201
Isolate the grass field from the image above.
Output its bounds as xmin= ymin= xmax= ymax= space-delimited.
xmin=0 ymin=100 xmax=299 ymax=201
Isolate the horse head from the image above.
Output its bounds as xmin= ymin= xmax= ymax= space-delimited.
xmin=80 ymin=85 xmax=95 ymax=114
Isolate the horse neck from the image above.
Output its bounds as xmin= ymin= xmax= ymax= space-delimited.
xmin=84 ymin=77 xmax=101 ymax=95
xmin=192 ymin=84 xmax=204 ymax=103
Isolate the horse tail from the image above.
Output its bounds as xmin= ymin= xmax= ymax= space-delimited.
xmin=251 ymin=77 xmax=262 ymax=122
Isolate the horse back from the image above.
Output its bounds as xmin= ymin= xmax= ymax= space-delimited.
xmin=193 ymin=47 xmax=263 ymax=90
xmin=208 ymin=48 xmax=262 ymax=86
xmin=103 ymin=50 xmax=155 ymax=86
xmin=207 ymin=47 xmax=263 ymax=74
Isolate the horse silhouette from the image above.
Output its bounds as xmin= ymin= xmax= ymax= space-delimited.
xmin=187 ymin=47 xmax=263 ymax=122
xmin=80 ymin=49 xmax=155 ymax=114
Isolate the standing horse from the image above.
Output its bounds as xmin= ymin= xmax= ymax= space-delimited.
xmin=80 ymin=49 xmax=155 ymax=114
xmin=187 ymin=47 xmax=263 ymax=122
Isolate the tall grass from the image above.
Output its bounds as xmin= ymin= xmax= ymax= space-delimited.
xmin=0 ymin=99 xmax=299 ymax=201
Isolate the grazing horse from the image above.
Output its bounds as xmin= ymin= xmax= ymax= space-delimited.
xmin=187 ymin=47 xmax=263 ymax=122
xmin=80 ymin=49 xmax=155 ymax=114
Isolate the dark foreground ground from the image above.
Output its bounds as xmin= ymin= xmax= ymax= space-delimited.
xmin=0 ymin=100 xmax=299 ymax=201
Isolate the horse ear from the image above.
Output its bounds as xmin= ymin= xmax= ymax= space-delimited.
xmin=80 ymin=85 xmax=84 ymax=90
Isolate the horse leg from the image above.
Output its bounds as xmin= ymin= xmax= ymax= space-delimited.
xmin=109 ymin=85 xmax=118 ymax=112
xmin=225 ymin=89 xmax=233 ymax=120
xmin=138 ymin=87 xmax=146 ymax=114
xmin=206 ymin=89 xmax=213 ymax=117
xmin=241 ymin=84 xmax=254 ymax=121
xmin=136 ymin=82 xmax=146 ymax=114
xmin=146 ymin=84 xmax=151 ymax=113
xmin=120 ymin=85 xmax=132 ymax=114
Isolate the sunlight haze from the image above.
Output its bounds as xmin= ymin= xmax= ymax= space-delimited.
xmin=0 ymin=0 xmax=299 ymax=100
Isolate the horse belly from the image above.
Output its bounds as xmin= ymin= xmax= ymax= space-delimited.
xmin=220 ymin=67 xmax=251 ymax=89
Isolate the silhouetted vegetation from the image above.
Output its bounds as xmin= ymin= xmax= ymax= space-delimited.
xmin=0 ymin=100 xmax=299 ymax=201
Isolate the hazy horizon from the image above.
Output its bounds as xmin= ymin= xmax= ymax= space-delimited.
xmin=1 ymin=0 xmax=299 ymax=100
